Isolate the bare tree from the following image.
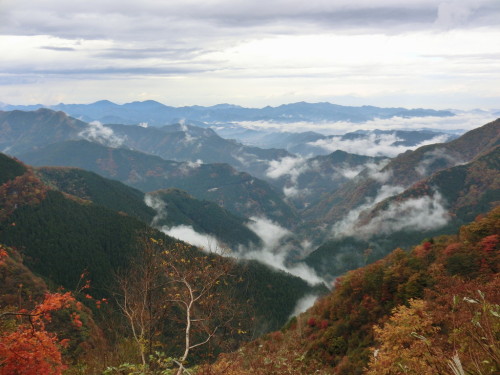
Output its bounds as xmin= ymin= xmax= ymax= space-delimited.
xmin=115 ymin=236 xmax=247 ymax=374
xmin=114 ymin=236 xmax=167 ymax=366
xmin=161 ymin=242 xmax=238 ymax=375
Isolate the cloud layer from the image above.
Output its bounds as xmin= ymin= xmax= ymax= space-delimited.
xmin=234 ymin=111 xmax=498 ymax=135
xmin=238 ymin=216 xmax=327 ymax=286
xmin=332 ymin=187 xmax=450 ymax=240
xmin=145 ymin=193 xmax=325 ymax=286
xmin=308 ymin=133 xmax=451 ymax=157
xmin=1 ymin=1 xmax=500 ymax=108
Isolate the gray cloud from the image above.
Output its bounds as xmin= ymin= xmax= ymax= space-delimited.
xmin=93 ymin=47 xmax=206 ymax=60
xmin=6 ymin=66 xmax=211 ymax=77
xmin=1 ymin=1 xmax=499 ymax=107
xmin=3 ymin=1 xmax=499 ymax=42
xmin=40 ymin=46 xmax=76 ymax=51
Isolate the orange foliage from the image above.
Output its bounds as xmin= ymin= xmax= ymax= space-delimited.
xmin=0 ymin=327 xmax=66 ymax=375
xmin=204 ymin=206 xmax=500 ymax=375
xmin=366 ymin=299 xmax=443 ymax=375
xmin=0 ymin=169 xmax=47 ymax=222
xmin=0 ymin=292 xmax=77 ymax=375
xmin=0 ymin=246 xmax=7 ymax=267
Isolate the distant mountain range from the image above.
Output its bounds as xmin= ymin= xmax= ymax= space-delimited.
xmin=2 ymin=106 xmax=498 ymax=281
xmin=0 ymin=108 xmax=291 ymax=179
xmin=1 ymin=100 xmax=454 ymax=126
xmin=2 ymin=100 xmax=499 ymax=375
xmin=20 ymin=140 xmax=298 ymax=227
xmin=215 ymin=127 xmax=458 ymax=157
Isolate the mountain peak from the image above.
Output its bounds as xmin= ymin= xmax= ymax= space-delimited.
xmin=91 ymin=99 xmax=117 ymax=106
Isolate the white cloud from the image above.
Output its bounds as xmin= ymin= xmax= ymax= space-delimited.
xmin=283 ymin=185 xmax=311 ymax=198
xmin=232 ymin=112 xmax=497 ymax=135
xmin=159 ymin=224 xmax=222 ymax=250
xmin=353 ymin=191 xmax=450 ymax=239
xmin=78 ymin=120 xmax=125 ymax=147
xmin=308 ymin=133 xmax=452 ymax=157
xmin=178 ymin=159 xmax=203 ymax=175
xmin=332 ymin=184 xmax=405 ymax=238
xmin=144 ymin=194 xmax=165 ymax=224
xmin=366 ymin=160 xmax=393 ymax=182
xmin=415 ymin=148 xmax=464 ymax=176
xmin=266 ymin=156 xmax=309 ymax=182
xmin=235 ymin=216 xmax=326 ymax=286
xmin=332 ymin=188 xmax=450 ymax=240
xmin=245 ymin=216 xmax=291 ymax=250
xmin=289 ymin=293 xmax=321 ymax=319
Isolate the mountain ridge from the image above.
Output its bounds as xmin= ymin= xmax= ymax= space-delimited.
xmin=2 ymin=100 xmax=455 ymax=126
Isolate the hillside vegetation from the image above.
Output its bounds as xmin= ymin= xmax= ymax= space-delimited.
xmin=21 ymin=140 xmax=298 ymax=226
xmin=206 ymin=206 xmax=500 ymax=375
xmin=0 ymin=154 xmax=327 ymax=373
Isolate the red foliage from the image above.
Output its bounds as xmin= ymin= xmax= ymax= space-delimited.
xmin=0 ymin=246 xmax=7 ymax=266
xmin=0 ymin=328 xmax=66 ymax=375
xmin=269 ymin=331 xmax=283 ymax=342
xmin=444 ymin=242 xmax=461 ymax=256
xmin=307 ymin=317 xmax=317 ymax=327
xmin=0 ymin=292 xmax=77 ymax=374
xmin=480 ymin=234 xmax=499 ymax=254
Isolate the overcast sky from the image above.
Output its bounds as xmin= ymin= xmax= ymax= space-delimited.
xmin=1 ymin=0 xmax=499 ymax=109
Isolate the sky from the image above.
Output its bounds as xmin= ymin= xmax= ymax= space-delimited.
xmin=1 ymin=0 xmax=500 ymax=109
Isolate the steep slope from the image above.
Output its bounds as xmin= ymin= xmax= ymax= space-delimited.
xmin=144 ymin=189 xmax=263 ymax=249
xmin=0 ymin=108 xmax=86 ymax=155
xmin=37 ymin=167 xmax=262 ymax=249
xmin=0 ymin=153 xmax=27 ymax=185
xmin=303 ymin=118 xmax=500 ymax=226
xmin=106 ymin=122 xmax=291 ymax=178
xmin=20 ymin=140 xmax=298 ymax=226
xmin=206 ymin=206 xmax=500 ymax=375
xmin=304 ymin=145 xmax=500 ymax=278
xmin=0 ymin=153 xmax=322 ymax=334
xmin=263 ymin=150 xmax=388 ymax=209
xmin=0 ymin=108 xmax=293 ymax=180
xmin=37 ymin=166 xmax=156 ymax=224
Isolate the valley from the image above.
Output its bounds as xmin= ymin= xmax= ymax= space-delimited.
xmin=0 ymin=102 xmax=498 ymax=374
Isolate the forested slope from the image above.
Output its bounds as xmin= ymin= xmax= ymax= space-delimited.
xmin=207 ymin=206 xmax=500 ymax=375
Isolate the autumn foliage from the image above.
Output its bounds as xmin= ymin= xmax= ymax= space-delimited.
xmin=203 ymin=206 xmax=500 ymax=375
xmin=0 ymin=169 xmax=47 ymax=222
xmin=0 ymin=292 xmax=78 ymax=375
